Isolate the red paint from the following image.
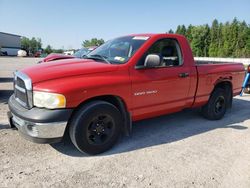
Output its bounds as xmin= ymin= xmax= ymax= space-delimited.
xmin=41 ymin=53 xmax=75 ymax=62
xmin=40 ymin=46 xmax=98 ymax=63
xmin=21 ymin=34 xmax=245 ymax=121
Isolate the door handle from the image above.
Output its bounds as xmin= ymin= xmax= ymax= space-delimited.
xmin=179 ymin=72 xmax=189 ymax=78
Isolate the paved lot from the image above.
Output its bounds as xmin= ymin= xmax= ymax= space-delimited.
xmin=0 ymin=57 xmax=250 ymax=188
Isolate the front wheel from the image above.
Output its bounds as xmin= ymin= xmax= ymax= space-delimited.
xmin=69 ymin=101 xmax=122 ymax=155
xmin=201 ymin=88 xmax=227 ymax=120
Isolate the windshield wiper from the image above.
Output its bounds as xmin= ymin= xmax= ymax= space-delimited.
xmin=84 ymin=54 xmax=111 ymax=64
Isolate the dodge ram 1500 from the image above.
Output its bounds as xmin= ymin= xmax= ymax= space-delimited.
xmin=8 ymin=34 xmax=245 ymax=154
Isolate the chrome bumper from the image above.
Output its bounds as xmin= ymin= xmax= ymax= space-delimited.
xmin=12 ymin=113 xmax=67 ymax=138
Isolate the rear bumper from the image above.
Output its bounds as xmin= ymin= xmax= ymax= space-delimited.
xmin=8 ymin=95 xmax=73 ymax=144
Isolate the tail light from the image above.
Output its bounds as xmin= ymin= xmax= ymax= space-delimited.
xmin=248 ymin=65 xmax=250 ymax=73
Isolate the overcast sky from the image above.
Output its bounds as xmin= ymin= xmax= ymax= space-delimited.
xmin=1 ymin=0 xmax=250 ymax=49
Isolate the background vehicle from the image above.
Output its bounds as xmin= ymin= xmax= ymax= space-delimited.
xmin=0 ymin=48 xmax=20 ymax=56
xmin=34 ymin=51 xmax=42 ymax=57
xmin=17 ymin=50 xmax=27 ymax=57
xmin=73 ymin=47 xmax=97 ymax=58
xmin=63 ymin=50 xmax=74 ymax=55
xmin=0 ymin=50 xmax=8 ymax=56
xmin=38 ymin=46 xmax=97 ymax=63
xmin=8 ymin=34 xmax=245 ymax=155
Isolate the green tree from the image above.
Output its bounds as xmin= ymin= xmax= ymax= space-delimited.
xmin=44 ymin=45 xmax=53 ymax=54
xmin=245 ymin=27 xmax=250 ymax=57
xmin=175 ymin=25 xmax=186 ymax=36
xmin=82 ymin=38 xmax=104 ymax=47
xmin=228 ymin=18 xmax=239 ymax=57
xmin=208 ymin=19 xmax=219 ymax=57
xmin=186 ymin=24 xmax=194 ymax=43
xmin=234 ymin=21 xmax=247 ymax=57
xmin=203 ymin=24 xmax=210 ymax=57
xmin=168 ymin=29 xmax=174 ymax=34
xmin=21 ymin=37 xmax=42 ymax=55
xmin=191 ymin=25 xmax=209 ymax=57
xmin=220 ymin=22 xmax=231 ymax=57
xmin=52 ymin=49 xmax=64 ymax=53
xmin=217 ymin=23 xmax=224 ymax=56
xmin=168 ymin=18 xmax=250 ymax=57
xmin=20 ymin=37 xmax=30 ymax=52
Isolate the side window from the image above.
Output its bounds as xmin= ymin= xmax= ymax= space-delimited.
xmin=138 ymin=39 xmax=183 ymax=67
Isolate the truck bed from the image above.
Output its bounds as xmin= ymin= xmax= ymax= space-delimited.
xmin=193 ymin=62 xmax=245 ymax=107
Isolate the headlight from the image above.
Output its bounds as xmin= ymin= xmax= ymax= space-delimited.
xmin=33 ymin=91 xmax=66 ymax=109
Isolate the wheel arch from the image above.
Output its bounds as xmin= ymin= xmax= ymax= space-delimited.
xmin=67 ymin=95 xmax=132 ymax=137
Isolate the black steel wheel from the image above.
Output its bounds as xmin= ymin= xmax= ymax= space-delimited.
xmin=86 ymin=114 xmax=115 ymax=145
xmin=214 ymin=96 xmax=226 ymax=115
xmin=201 ymin=88 xmax=227 ymax=120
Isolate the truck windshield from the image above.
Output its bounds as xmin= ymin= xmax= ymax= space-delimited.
xmin=85 ymin=36 xmax=149 ymax=64
xmin=73 ymin=48 xmax=89 ymax=58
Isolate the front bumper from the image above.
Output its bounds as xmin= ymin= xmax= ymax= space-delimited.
xmin=8 ymin=95 xmax=73 ymax=143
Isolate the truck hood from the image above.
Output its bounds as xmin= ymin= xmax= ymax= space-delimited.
xmin=22 ymin=59 xmax=119 ymax=84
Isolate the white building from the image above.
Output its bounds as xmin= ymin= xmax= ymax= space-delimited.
xmin=0 ymin=32 xmax=21 ymax=56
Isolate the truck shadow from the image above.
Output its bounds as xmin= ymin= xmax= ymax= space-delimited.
xmin=0 ymin=76 xmax=14 ymax=104
xmin=0 ymin=90 xmax=13 ymax=104
xmin=0 ymin=77 xmax=13 ymax=83
xmin=0 ymin=123 xmax=11 ymax=130
xmin=51 ymin=97 xmax=250 ymax=157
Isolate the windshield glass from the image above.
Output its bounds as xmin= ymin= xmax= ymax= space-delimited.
xmin=86 ymin=36 xmax=149 ymax=64
xmin=73 ymin=48 xmax=89 ymax=58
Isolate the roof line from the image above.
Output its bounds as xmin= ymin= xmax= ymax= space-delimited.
xmin=0 ymin=32 xmax=22 ymax=37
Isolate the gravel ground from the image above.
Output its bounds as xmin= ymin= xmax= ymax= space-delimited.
xmin=0 ymin=57 xmax=250 ymax=188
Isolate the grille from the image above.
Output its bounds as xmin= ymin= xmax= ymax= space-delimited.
xmin=14 ymin=77 xmax=28 ymax=107
xmin=16 ymin=77 xmax=25 ymax=88
xmin=14 ymin=71 xmax=32 ymax=108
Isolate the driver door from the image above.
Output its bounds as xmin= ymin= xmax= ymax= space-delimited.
xmin=130 ymin=38 xmax=191 ymax=120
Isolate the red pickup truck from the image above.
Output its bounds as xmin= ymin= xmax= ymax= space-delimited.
xmin=8 ymin=34 xmax=245 ymax=154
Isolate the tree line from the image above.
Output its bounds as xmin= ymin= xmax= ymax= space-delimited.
xmin=21 ymin=37 xmax=64 ymax=55
xmin=168 ymin=18 xmax=250 ymax=57
xmin=21 ymin=37 xmax=104 ymax=55
xmin=20 ymin=37 xmax=42 ymax=55
xmin=82 ymin=38 xmax=104 ymax=47
xmin=21 ymin=18 xmax=250 ymax=58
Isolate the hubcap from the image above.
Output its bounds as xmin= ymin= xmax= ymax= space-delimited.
xmin=87 ymin=114 xmax=114 ymax=145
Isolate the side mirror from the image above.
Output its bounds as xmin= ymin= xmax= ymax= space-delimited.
xmin=144 ymin=54 xmax=161 ymax=67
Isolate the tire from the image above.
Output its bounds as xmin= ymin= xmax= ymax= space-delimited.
xmin=243 ymin=86 xmax=250 ymax=94
xmin=201 ymin=88 xmax=227 ymax=120
xmin=69 ymin=101 xmax=122 ymax=155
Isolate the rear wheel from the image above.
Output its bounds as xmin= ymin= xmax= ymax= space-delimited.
xmin=69 ymin=101 xmax=122 ymax=155
xmin=201 ymin=88 xmax=227 ymax=120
